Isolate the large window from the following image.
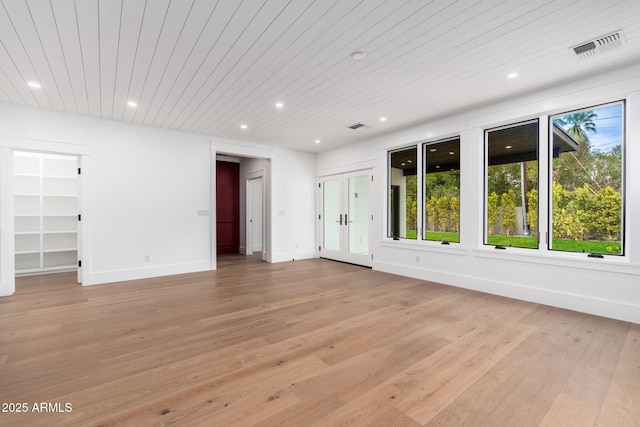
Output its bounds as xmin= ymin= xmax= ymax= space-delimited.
xmin=550 ymin=102 xmax=624 ymax=255
xmin=485 ymin=121 xmax=539 ymax=249
xmin=388 ymin=147 xmax=417 ymax=239
xmin=423 ymin=137 xmax=460 ymax=242
xmin=390 ymin=101 xmax=626 ymax=256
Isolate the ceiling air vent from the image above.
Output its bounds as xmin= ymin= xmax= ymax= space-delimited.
xmin=572 ymin=30 xmax=625 ymax=59
xmin=347 ymin=122 xmax=369 ymax=130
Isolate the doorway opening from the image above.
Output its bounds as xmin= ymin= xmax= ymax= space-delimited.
xmin=214 ymin=153 xmax=269 ymax=267
xmin=13 ymin=151 xmax=80 ymax=282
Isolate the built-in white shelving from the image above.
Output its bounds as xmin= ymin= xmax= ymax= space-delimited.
xmin=14 ymin=152 xmax=78 ymax=275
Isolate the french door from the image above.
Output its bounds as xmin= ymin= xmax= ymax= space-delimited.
xmin=319 ymin=170 xmax=372 ymax=267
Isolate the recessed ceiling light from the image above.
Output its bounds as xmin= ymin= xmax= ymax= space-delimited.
xmin=380 ymin=117 xmax=387 ymax=122
xmin=449 ymin=151 xmax=454 ymax=155
xmin=315 ymin=139 xmax=321 ymax=144
xmin=240 ymin=124 xmax=248 ymax=130
xmin=436 ymin=165 xmax=440 ymax=169
xmin=407 ymin=160 xmax=412 ymax=163
xmin=127 ymin=101 xmax=137 ymax=107
xmin=401 ymin=163 xmax=406 ymax=166
xmin=27 ymin=81 xmax=41 ymax=88
xmin=507 ymin=72 xmax=518 ymax=79
xmin=350 ymin=51 xmax=365 ymax=61
xmin=429 ymin=148 xmax=437 ymax=152
xmin=275 ymin=102 xmax=284 ymax=109
xmin=506 ymin=145 xmax=512 ymax=149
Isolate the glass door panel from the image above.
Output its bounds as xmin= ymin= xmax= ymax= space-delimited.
xmin=348 ymin=175 xmax=369 ymax=255
xmin=323 ymin=179 xmax=341 ymax=251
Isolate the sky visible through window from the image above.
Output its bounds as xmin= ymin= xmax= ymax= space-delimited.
xmin=578 ymin=103 xmax=623 ymax=153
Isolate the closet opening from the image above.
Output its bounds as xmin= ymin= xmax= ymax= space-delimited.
xmin=13 ymin=151 xmax=80 ymax=283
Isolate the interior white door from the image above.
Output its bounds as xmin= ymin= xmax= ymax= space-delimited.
xmin=319 ymin=170 xmax=371 ymax=267
xmin=246 ymin=177 xmax=263 ymax=255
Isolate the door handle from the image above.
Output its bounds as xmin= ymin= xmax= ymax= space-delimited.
xmin=337 ymin=214 xmax=343 ymax=225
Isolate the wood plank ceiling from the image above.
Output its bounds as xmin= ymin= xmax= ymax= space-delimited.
xmin=0 ymin=0 xmax=638 ymax=152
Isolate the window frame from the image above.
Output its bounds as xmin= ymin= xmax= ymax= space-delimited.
xmin=483 ymin=119 xmax=540 ymax=250
xmin=422 ymin=136 xmax=461 ymax=244
xmin=547 ymin=100 xmax=626 ymax=257
xmin=387 ymin=145 xmax=418 ymax=240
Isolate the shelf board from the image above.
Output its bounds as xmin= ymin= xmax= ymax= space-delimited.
xmin=16 ymin=266 xmax=76 ymax=275
xmin=15 ymin=231 xmax=41 ymax=235
xmin=43 ymin=230 xmax=78 ymax=234
xmin=15 ymin=250 xmax=41 ymax=255
xmin=43 ymin=194 xmax=78 ymax=198
xmin=42 ymin=175 xmax=77 ymax=179
xmin=43 ymin=248 xmax=77 ymax=253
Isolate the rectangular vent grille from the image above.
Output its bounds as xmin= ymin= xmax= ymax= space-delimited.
xmin=347 ymin=123 xmax=368 ymax=130
xmin=572 ymin=30 xmax=625 ymax=59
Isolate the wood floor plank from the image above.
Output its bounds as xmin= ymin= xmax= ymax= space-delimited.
xmin=595 ymin=326 xmax=640 ymax=426
xmin=255 ymin=326 xmax=448 ymax=426
xmin=538 ymin=393 xmax=600 ymax=427
xmin=560 ymin=317 xmax=629 ymax=406
xmin=396 ymin=319 xmax=537 ymax=424
xmin=315 ymin=309 xmax=537 ymax=426
xmin=367 ymin=408 xmax=423 ymax=427
xmin=83 ymin=355 xmax=325 ymax=426
xmin=0 ymin=256 xmax=637 ymax=426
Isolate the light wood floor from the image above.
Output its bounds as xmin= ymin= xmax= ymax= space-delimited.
xmin=0 ymin=255 xmax=638 ymax=426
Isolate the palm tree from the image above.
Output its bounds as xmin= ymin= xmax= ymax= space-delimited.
xmin=553 ymin=110 xmax=600 ymax=190
xmin=555 ymin=110 xmax=598 ymax=149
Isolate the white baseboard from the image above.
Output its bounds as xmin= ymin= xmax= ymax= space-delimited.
xmin=270 ymin=251 xmax=317 ymax=263
xmin=88 ymin=261 xmax=212 ymax=286
xmin=375 ymin=260 xmax=640 ymax=324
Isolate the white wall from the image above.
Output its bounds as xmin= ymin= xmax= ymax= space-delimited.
xmin=88 ymin=124 xmax=212 ymax=284
xmin=270 ymin=148 xmax=317 ymax=262
xmin=317 ymin=63 xmax=640 ymax=324
xmin=0 ymin=102 xmax=317 ymax=294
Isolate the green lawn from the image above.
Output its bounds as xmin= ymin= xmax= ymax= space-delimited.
xmin=550 ymin=239 xmax=621 ymax=254
xmin=398 ymin=230 xmax=621 ymax=254
xmin=488 ymin=235 xmax=621 ymax=254
xmin=402 ymin=230 xmax=459 ymax=242
xmin=424 ymin=231 xmax=460 ymax=243
xmin=486 ymin=235 xmax=538 ymax=249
